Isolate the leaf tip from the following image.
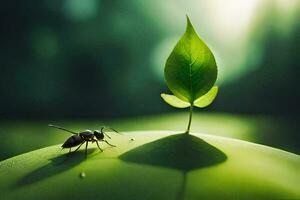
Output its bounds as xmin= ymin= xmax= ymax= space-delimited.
xmin=185 ymin=15 xmax=196 ymax=36
xmin=186 ymin=15 xmax=191 ymax=24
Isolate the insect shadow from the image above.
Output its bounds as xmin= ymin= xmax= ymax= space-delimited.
xmin=15 ymin=149 xmax=96 ymax=187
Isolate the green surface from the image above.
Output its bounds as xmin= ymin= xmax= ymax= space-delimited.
xmin=0 ymin=113 xmax=299 ymax=161
xmin=0 ymin=131 xmax=299 ymax=200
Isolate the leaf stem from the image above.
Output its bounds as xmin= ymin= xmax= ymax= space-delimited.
xmin=186 ymin=104 xmax=193 ymax=134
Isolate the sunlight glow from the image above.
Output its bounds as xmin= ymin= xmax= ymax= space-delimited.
xmin=145 ymin=0 xmax=299 ymax=84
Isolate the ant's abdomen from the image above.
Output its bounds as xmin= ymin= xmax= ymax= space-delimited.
xmin=62 ymin=135 xmax=83 ymax=148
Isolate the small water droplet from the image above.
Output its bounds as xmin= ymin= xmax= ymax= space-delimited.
xmin=79 ymin=172 xmax=86 ymax=179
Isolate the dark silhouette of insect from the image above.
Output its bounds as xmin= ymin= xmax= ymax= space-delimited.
xmin=48 ymin=124 xmax=119 ymax=156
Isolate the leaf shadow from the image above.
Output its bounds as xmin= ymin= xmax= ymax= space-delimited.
xmin=15 ymin=148 xmax=97 ymax=187
xmin=119 ymin=133 xmax=227 ymax=200
xmin=119 ymin=133 xmax=227 ymax=171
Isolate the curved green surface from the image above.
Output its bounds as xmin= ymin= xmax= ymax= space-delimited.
xmin=0 ymin=131 xmax=299 ymax=200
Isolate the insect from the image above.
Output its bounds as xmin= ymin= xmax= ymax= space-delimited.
xmin=48 ymin=124 xmax=119 ymax=156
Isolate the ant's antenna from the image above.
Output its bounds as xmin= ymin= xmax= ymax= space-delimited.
xmin=103 ymin=127 xmax=120 ymax=134
xmin=100 ymin=127 xmax=111 ymax=139
xmin=101 ymin=126 xmax=121 ymax=139
xmin=48 ymin=124 xmax=78 ymax=135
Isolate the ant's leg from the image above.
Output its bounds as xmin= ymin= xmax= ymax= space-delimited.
xmin=73 ymin=142 xmax=84 ymax=153
xmin=95 ymin=140 xmax=103 ymax=152
xmin=104 ymin=140 xmax=116 ymax=147
xmin=85 ymin=141 xmax=88 ymax=157
xmin=69 ymin=148 xmax=71 ymax=153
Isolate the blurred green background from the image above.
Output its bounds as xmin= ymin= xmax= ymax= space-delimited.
xmin=0 ymin=0 xmax=299 ymax=160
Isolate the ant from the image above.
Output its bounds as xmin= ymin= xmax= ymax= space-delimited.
xmin=48 ymin=124 xmax=119 ymax=157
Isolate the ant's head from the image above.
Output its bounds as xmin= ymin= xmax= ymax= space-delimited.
xmin=94 ymin=130 xmax=104 ymax=140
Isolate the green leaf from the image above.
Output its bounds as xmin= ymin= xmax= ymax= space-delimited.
xmin=164 ymin=16 xmax=218 ymax=103
xmin=161 ymin=93 xmax=190 ymax=108
xmin=194 ymin=86 xmax=218 ymax=108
